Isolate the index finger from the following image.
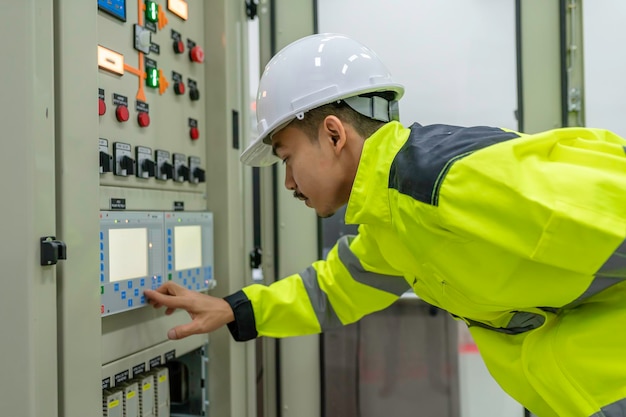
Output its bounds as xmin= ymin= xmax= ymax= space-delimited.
xmin=144 ymin=287 xmax=188 ymax=310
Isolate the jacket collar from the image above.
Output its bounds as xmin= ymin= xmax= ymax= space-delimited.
xmin=345 ymin=121 xmax=411 ymax=226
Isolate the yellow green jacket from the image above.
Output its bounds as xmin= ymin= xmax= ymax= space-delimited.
xmin=225 ymin=121 xmax=626 ymax=416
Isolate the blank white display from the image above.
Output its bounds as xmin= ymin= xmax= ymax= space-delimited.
xmin=174 ymin=225 xmax=202 ymax=270
xmin=109 ymin=228 xmax=148 ymax=282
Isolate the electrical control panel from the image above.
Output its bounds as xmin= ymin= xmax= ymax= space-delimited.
xmin=100 ymin=211 xmax=214 ymax=317
xmin=98 ymin=0 xmax=207 ymax=194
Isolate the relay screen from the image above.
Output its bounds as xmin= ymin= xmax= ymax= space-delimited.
xmin=98 ymin=0 xmax=126 ymax=21
xmin=109 ymin=228 xmax=148 ymax=282
xmin=174 ymin=225 xmax=202 ymax=270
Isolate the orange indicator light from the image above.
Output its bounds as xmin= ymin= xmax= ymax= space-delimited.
xmin=167 ymin=0 xmax=188 ymax=20
xmin=97 ymin=45 xmax=124 ymax=76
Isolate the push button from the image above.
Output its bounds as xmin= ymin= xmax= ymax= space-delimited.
xmin=116 ymin=105 xmax=129 ymax=122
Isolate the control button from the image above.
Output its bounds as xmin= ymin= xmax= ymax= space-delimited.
xmin=189 ymin=45 xmax=205 ymax=63
xmin=174 ymin=81 xmax=185 ymax=96
xmin=99 ymin=98 xmax=106 ymax=116
xmin=190 ymin=127 xmax=199 ymax=140
xmin=100 ymin=151 xmax=112 ymax=173
xmin=137 ymin=111 xmax=150 ymax=128
xmin=173 ymin=40 xmax=185 ymax=54
xmin=189 ymin=88 xmax=200 ymax=101
xmin=116 ymin=105 xmax=129 ymax=122
xmin=121 ymin=155 xmax=135 ymax=176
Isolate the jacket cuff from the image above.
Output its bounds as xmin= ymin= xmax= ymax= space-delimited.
xmin=223 ymin=290 xmax=258 ymax=341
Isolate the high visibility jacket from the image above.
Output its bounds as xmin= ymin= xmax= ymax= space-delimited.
xmin=225 ymin=121 xmax=626 ymax=417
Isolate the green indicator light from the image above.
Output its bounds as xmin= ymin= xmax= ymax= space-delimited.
xmin=146 ymin=67 xmax=159 ymax=88
xmin=178 ymin=218 xmax=182 ymax=222
xmin=101 ymin=286 xmax=104 ymax=294
xmin=168 ymin=273 xmax=172 ymax=280
xmin=146 ymin=1 xmax=158 ymax=22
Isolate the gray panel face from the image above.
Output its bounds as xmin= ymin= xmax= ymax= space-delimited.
xmin=100 ymin=211 xmax=165 ymax=316
xmin=163 ymin=211 xmax=214 ymax=291
xmin=100 ymin=211 xmax=215 ymax=316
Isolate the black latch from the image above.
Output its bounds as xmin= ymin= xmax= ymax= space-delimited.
xmin=245 ymin=0 xmax=258 ymax=20
xmin=249 ymin=246 xmax=262 ymax=269
xmin=40 ymin=236 xmax=67 ymax=266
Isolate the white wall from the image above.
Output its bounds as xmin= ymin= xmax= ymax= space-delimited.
xmin=583 ymin=0 xmax=626 ymax=137
xmin=317 ymin=1 xmax=523 ymax=417
xmin=318 ymin=0 xmax=518 ymax=130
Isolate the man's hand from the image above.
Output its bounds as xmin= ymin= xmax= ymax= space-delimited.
xmin=144 ymin=282 xmax=235 ymax=340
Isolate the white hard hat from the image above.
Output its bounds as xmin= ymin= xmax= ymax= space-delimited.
xmin=241 ymin=33 xmax=405 ymax=166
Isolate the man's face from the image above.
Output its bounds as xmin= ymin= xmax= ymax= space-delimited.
xmin=271 ymin=122 xmax=353 ymax=218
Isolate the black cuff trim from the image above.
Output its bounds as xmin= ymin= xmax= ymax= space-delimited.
xmin=223 ymin=290 xmax=258 ymax=341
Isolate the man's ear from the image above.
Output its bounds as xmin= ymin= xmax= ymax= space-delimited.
xmin=322 ymin=115 xmax=347 ymax=154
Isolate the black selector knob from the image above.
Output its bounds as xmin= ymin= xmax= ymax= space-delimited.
xmin=141 ymin=159 xmax=156 ymax=177
xmin=162 ymin=162 xmax=173 ymax=180
xmin=100 ymin=151 xmax=112 ymax=173
xmin=121 ymin=155 xmax=135 ymax=176
xmin=192 ymin=168 xmax=205 ymax=183
xmin=177 ymin=165 xmax=190 ymax=182
xmin=189 ymin=88 xmax=200 ymax=101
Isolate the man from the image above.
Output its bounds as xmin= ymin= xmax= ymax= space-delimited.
xmin=145 ymin=34 xmax=626 ymax=417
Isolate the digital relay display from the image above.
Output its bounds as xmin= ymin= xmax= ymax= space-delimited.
xmin=98 ymin=0 xmax=127 ymax=22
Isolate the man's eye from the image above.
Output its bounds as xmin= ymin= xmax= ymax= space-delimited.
xmin=282 ymin=158 xmax=288 ymax=165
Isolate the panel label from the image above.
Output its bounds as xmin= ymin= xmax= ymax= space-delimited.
xmin=149 ymin=356 xmax=162 ymax=369
xmin=136 ymin=100 xmax=150 ymax=113
xmin=112 ymin=93 xmax=128 ymax=107
xmin=132 ymin=363 xmax=146 ymax=377
xmin=164 ymin=350 xmax=176 ymax=362
xmin=114 ymin=369 xmax=130 ymax=385
xmin=102 ymin=377 xmax=111 ymax=390
xmin=110 ymin=198 xmax=126 ymax=210
xmin=173 ymin=201 xmax=184 ymax=211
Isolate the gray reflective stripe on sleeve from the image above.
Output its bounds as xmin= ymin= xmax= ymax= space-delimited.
xmin=597 ymin=239 xmax=626 ymax=278
xmin=569 ymin=239 xmax=626 ymax=306
xmin=590 ymin=397 xmax=626 ymax=417
xmin=337 ymin=236 xmax=410 ymax=296
xmin=300 ymin=266 xmax=343 ymax=330
xmin=464 ymin=311 xmax=545 ymax=335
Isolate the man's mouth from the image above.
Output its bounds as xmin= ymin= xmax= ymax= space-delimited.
xmin=293 ymin=191 xmax=307 ymax=201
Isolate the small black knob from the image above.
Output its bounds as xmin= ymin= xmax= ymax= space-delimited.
xmin=100 ymin=151 xmax=112 ymax=173
xmin=141 ymin=159 xmax=156 ymax=177
xmin=121 ymin=155 xmax=135 ymax=175
xmin=189 ymin=88 xmax=200 ymax=101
